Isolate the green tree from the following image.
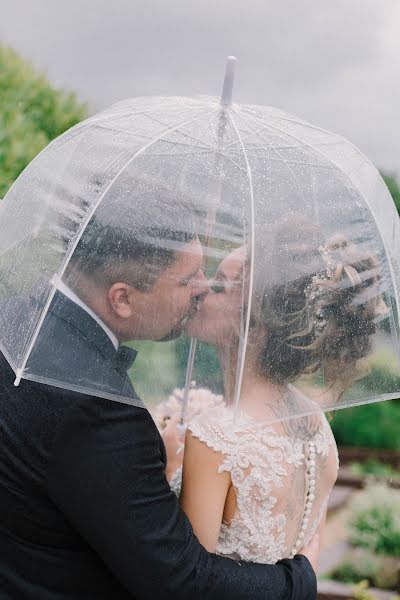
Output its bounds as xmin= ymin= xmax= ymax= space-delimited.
xmin=0 ymin=46 xmax=87 ymax=198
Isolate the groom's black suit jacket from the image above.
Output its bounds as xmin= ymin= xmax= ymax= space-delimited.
xmin=0 ymin=291 xmax=316 ymax=599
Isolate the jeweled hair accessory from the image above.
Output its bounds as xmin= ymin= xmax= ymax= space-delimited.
xmin=304 ymin=244 xmax=336 ymax=338
xmin=305 ymin=244 xmax=336 ymax=298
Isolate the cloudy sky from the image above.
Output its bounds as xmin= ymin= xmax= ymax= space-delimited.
xmin=1 ymin=0 xmax=399 ymax=174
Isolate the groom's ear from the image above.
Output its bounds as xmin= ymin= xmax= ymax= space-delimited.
xmin=108 ymin=283 xmax=136 ymax=319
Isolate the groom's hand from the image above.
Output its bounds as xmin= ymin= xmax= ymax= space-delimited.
xmin=299 ymin=533 xmax=319 ymax=573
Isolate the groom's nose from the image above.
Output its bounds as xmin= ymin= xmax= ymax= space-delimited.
xmin=191 ymin=270 xmax=209 ymax=299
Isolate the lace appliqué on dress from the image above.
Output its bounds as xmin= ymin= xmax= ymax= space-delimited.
xmin=187 ymin=404 xmax=337 ymax=564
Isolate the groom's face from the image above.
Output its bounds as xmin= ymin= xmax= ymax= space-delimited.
xmin=125 ymin=238 xmax=209 ymax=341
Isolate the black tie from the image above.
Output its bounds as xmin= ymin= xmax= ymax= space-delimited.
xmin=115 ymin=346 xmax=138 ymax=375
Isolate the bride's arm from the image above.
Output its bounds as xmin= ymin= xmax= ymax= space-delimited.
xmin=180 ymin=430 xmax=231 ymax=552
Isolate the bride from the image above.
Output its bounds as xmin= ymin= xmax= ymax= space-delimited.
xmin=163 ymin=216 xmax=382 ymax=564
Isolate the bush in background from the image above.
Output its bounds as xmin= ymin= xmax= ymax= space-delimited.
xmin=0 ymin=45 xmax=87 ymax=198
xmin=331 ymin=399 xmax=400 ymax=449
xmin=331 ymin=549 xmax=399 ymax=591
xmin=349 ymin=484 xmax=400 ymax=557
xmin=330 ymin=485 xmax=400 ymax=591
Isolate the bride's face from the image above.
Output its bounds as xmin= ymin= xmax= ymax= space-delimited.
xmin=186 ymin=246 xmax=245 ymax=347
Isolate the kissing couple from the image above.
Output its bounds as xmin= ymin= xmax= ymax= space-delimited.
xmin=0 ymin=175 xmax=382 ymax=599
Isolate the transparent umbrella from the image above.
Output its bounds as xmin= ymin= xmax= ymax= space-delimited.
xmin=0 ymin=57 xmax=399 ymax=424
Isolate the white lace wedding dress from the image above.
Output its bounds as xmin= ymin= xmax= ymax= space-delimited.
xmin=169 ymin=395 xmax=338 ymax=565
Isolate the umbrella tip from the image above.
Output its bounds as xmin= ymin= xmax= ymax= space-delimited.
xmin=220 ymin=56 xmax=238 ymax=107
xmin=14 ymin=368 xmax=23 ymax=387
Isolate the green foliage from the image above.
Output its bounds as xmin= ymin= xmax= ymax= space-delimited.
xmin=349 ymin=484 xmax=400 ymax=557
xmin=175 ymin=336 xmax=223 ymax=393
xmin=0 ymin=45 xmax=87 ymax=198
xmin=331 ymin=399 xmax=400 ymax=449
xmin=128 ymin=339 xmax=182 ymax=407
xmin=332 ymin=333 xmax=400 ymax=450
xmin=381 ymin=171 xmax=400 ymax=215
xmin=126 ymin=336 xmax=223 ymax=408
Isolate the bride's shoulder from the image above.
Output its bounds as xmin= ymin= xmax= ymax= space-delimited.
xmin=188 ymin=401 xmax=232 ymax=433
xmin=187 ymin=401 xmax=239 ymax=448
xmin=187 ymin=399 xmax=266 ymax=454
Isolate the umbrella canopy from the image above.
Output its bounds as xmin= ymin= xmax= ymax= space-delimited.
xmin=0 ymin=61 xmax=399 ymax=422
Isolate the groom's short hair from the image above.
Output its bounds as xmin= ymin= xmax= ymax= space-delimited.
xmin=68 ymin=175 xmax=200 ymax=291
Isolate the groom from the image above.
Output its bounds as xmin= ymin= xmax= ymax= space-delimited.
xmin=0 ymin=180 xmax=318 ymax=599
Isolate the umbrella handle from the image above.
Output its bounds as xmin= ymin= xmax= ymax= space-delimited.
xmin=180 ymin=56 xmax=238 ymax=425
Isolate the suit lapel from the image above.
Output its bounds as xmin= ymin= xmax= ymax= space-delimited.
xmin=48 ymin=290 xmax=117 ymax=364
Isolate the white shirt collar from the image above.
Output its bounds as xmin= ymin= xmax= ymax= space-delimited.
xmin=52 ymin=278 xmax=119 ymax=350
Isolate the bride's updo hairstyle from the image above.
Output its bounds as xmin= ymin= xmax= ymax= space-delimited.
xmin=253 ymin=216 xmax=385 ymax=395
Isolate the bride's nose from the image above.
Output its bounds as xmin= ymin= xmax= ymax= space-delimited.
xmin=191 ymin=270 xmax=209 ymax=299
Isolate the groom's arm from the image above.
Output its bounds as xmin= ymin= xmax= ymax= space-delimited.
xmin=48 ymin=395 xmax=316 ymax=600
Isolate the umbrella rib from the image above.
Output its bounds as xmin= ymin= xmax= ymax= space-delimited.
xmin=244 ymin=155 xmax=334 ymax=168
xmin=13 ymin=105 xmax=221 ymax=386
xmin=145 ymin=148 xmax=247 ymax=173
xmin=138 ymin=111 xmax=253 ymax=171
xmin=226 ymin=110 xmax=256 ymax=421
xmin=93 ymin=119 xmax=216 ymax=152
xmin=152 ymin=136 xmax=218 ymax=153
xmin=61 ymin=103 xmax=187 ymax=142
xmin=241 ymin=104 xmax=354 ymax=143
xmin=237 ymin=109 xmax=363 ymax=177
xmin=95 ymin=118 xmax=248 ymax=171
xmin=114 ymin=109 xmax=226 ymax=155
xmin=222 ymin=124 xmax=277 ymax=150
xmin=231 ymin=107 xmax=310 ymax=207
xmin=84 ymin=100 xmax=210 ymax=128
xmin=155 ymin=121 xmax=227 ymax=154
